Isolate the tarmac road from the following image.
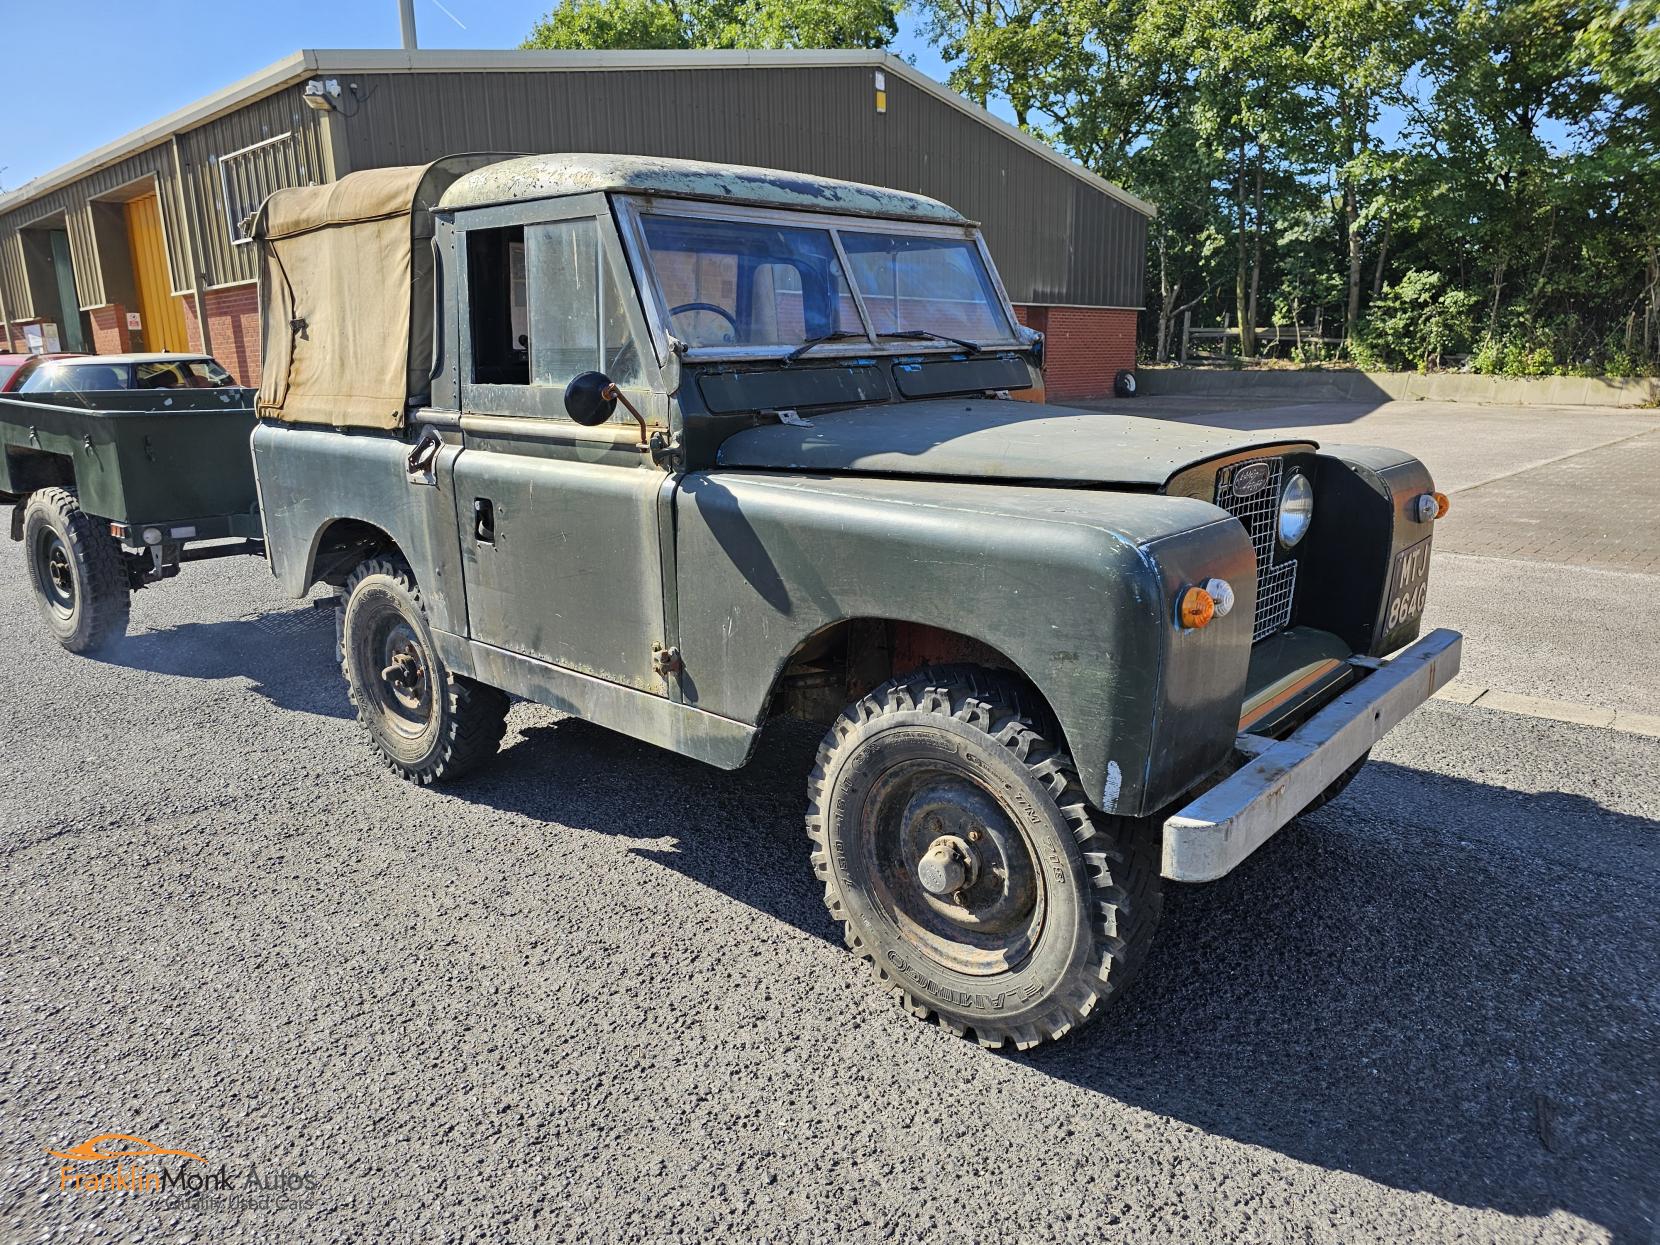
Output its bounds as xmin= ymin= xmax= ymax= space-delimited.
xmin=2 ymin=399 xmax=1657 ymax=1244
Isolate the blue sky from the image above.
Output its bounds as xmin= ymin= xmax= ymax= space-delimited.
xmin=0 ymin=1 xmax=960 ymax=193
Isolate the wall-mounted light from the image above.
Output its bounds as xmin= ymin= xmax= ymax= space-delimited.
xmin=302 ymin=79 xmax=342 ymax=112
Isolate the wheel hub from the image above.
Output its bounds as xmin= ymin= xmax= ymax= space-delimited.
xmin=47 ymin=547 xmax=72 ymax=595
xmin=916 ymin=833 xmax=978 ymax=897
xmin=861 ymin=763 xmax=1047 ymax=978
xmin=380 ymin=641 xmax=427 ymax=712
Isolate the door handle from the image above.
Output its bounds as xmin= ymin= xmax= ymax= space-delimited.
xmin=473 ymin=498 xmax=495 ymax=544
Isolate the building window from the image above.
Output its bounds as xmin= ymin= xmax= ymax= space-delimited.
xmin=217 ymin=132 xmax=310 ymax=245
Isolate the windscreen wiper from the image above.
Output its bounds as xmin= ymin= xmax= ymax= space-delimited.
xmin=786 ymin=331 xmax=867 ymax=361
xmin=877 ymin=330 xmax=983 ymax=355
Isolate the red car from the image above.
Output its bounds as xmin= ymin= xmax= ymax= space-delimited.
xmin=0 ymin=352 xmax=83 ymax=392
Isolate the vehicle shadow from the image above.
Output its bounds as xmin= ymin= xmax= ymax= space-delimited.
xmin=469 ymin=718 xmax=1659 ymax=1241
xmin=96 ymin=606 xmax=353 ymax=721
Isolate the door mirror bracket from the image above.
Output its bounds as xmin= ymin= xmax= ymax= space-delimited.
xmin=564 ymin=370 xmax=649 ymax=450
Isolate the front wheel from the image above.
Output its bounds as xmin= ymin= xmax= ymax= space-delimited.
xmin=340 ymin=556 xmax=509 ymax=784
xmin=807 ymin=666 xmax=1162 ymax=1050
xmin=22 ymin=488 xmax=130 ymax=653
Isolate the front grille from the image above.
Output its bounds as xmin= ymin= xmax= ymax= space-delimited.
xmin=1214 ymin=456 xmax=1297 ymax=641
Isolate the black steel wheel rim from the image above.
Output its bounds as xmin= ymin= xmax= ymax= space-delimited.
xmin=355 ymin=604 xmax=434 ymax=741
xmin=32 ymin=528 xmax=76 ymax=619
xmin=858 ymin=758 xmax=1046 ymax=978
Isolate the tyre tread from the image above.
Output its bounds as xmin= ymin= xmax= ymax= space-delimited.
xmin=806 ymin=663 xmax=1162 ymax=1051
xmin=341 ymin=555 xmax=508 ymax=785
xmin=24 ymin=487 xmax=129 ymax=653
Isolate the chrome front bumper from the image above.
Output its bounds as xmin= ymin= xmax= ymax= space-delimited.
xmin=1162 ymin=628 xmax=1463 ymax=882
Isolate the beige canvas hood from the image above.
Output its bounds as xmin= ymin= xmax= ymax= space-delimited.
xmin=252 ymin=154 xmax=510 ymax=430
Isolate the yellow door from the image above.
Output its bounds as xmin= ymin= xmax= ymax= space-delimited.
xmin=124 ymin=194 xmax=189 ymax=351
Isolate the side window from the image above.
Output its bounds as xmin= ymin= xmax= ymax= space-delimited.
xmin=466 ymin=216 xmax=645 ymax=413
xmin=466 ymin=225 xmax=529 ymax=385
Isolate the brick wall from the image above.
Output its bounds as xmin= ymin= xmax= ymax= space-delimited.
xmin=87 ymin=305 xmax=134 ymax=355
xmin=187 ymin=284 xmax=261 ymax=387
xmin=1013 ymin=304 xmax=1138 ymax=401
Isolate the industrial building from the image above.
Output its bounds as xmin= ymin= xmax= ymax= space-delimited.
xmin=0 ymin=49 xmax=1152 ymax=399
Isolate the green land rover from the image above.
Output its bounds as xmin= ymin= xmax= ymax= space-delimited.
xmin=4 ymin=153 xmax=1461 ymax=1050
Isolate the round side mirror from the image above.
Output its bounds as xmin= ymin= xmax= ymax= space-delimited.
xmin=564 ymin=371 xmax=617 ymax=426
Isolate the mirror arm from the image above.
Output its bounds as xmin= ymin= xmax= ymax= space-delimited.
xmin=602 ymin=382 xmax=650 ymax=449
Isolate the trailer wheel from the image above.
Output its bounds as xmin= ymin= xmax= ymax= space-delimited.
xmin=22 ymin=488 xmax=130 ymax=653
xmin=807 ymin=665 xmax=1162 ymax=1050
xmin=340 ymin=555 xmax=508 ymax=784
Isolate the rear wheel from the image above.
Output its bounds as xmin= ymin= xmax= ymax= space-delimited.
xmin=807 ymin=665 xmax=1162 ymax=1050
xmin=22 ymin=488 xmax=129 ymax=653
xmin=340 ymin=556 xmax=509 ymax=784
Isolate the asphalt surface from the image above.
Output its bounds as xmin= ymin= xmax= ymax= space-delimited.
xmin=3 ymin=398 xmax=1658 ymax=1244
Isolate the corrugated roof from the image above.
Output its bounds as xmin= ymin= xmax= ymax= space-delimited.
xmin=0 ymin=49 xmax=1154 ymax=220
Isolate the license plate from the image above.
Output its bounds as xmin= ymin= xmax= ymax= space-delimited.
xmin=1383 ymin=536 xmax=1433 ymax=632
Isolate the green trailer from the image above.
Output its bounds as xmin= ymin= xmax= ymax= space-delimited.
xmin=0 ymin=387 xmax=262 ymax=651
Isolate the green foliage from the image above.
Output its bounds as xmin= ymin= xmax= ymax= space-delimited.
xmin=528 ymin=0 xmax=1660 ymax=377
xmin=523 ymin=0 xmax=901 ymax=51
xmin=524 ymin=0 xmax=684 ymax=49
xmin=1358 ymin=270 xmax=1479 ymax=370
xmin=905 ymin=0 xmax=1659 ymax=377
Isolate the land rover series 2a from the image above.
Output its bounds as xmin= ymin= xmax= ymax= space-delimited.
xmin=7 ymin=153 xmax=1460 ymax=1049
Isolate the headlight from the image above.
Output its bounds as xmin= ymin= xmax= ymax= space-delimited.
xmin=1278 ymin=472 xmax=1314 ymax=546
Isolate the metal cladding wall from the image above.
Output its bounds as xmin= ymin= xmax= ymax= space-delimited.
xmin=0 ymin=55 xmax=1147 ymax=355
xmin=173 ymin=84 xmax=334 ymax=291
xmin=0 ymin=146 xmax=176 ymax=318
xmin=336 ymin=65 xmax=1147 ymax=309
xmin=0 ymin=84 xmax=330 ymax=322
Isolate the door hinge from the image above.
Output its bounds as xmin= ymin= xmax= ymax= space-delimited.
xmin=651 ymin=643 xmax=683 ymax=677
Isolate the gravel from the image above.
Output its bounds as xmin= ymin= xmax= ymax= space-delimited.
xmin=2 ymin=530 xmax=1656 ymax=1244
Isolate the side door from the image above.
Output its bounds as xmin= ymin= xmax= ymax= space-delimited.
xmin=450 ymin=194 xmax=670 ymax=694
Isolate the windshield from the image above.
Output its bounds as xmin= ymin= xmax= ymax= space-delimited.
xmin=640 ymin=215 xmax=863 ymax=349
xmin=18 ymin=358 xmax=235 ymax=393
xmin=635 ymin=212 xmax=1014 ymax=354
xmin=840 ymin=234 xmax=1012 ymax=341
xmin=20 ymin=363 xmax=133 ymax=392
xmin=134 ymin=359 xmax=235 ymax=389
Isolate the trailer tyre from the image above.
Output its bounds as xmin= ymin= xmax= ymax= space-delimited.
xmin=22 ymin=488 xmax=130 ymax=653
xmin=341 ymin=555 xmax=508 ymax=784
xmin=807 ymin=665 xmax=1162 ymax=1051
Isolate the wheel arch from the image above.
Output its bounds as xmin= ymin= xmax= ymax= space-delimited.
xmin=303 ymin=517 xmax=405 ymax=592
xmin=763 ymin=615 xmax=1077 ymax=759
xmin=5 ymin=448 xmax=77 ymax=538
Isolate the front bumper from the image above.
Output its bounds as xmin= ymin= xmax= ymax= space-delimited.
xmin=1162 ymin=628 xmax=1463 ymax=882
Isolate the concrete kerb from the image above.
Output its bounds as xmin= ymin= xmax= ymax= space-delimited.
xmin=1136 ymin=366 xmax=1660 ymax=409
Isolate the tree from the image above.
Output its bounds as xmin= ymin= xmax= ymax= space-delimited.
xmin=1289 ymin=0 xmax=1422 ymax=344
xmin=522 ymin=0 xmax=902 ymax=51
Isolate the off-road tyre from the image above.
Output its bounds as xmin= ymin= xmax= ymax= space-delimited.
xmin=1297 ymin=749 xmax=1370 ymax=818
xmin=340 ymin=555 xmax=509 ymax=784
xmin=807 ymin=665 xmax=1163 ymax=1051
xmin=22 ymin=488 xmax=130 ymax=653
